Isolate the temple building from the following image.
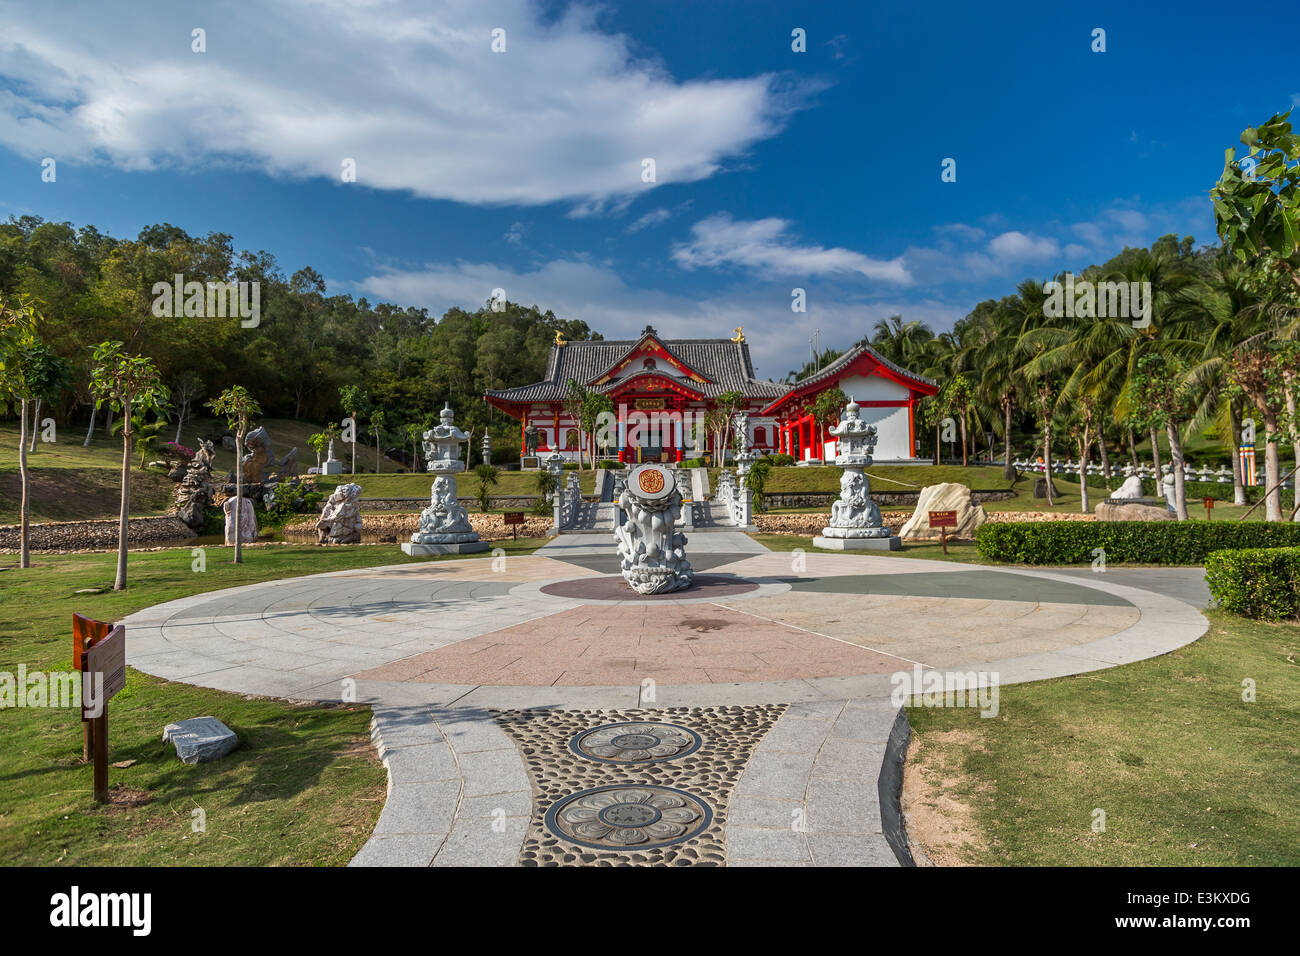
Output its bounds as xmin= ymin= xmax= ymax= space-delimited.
xmin=484 ymin=326 xmax=937 ymax=465
xmin=761 ymin=340 xmax=938 ymax=463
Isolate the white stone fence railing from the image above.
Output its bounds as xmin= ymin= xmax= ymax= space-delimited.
xmin=559 ymin=473 xmax=581 ymax=528
xmin=1010 ymin=459 xmax=1294 ymax=490
xmin=714 ymin=468 xmax=753 ymax=527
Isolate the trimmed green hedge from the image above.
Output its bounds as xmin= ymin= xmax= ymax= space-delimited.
xmin=975 ymin=520 xmax=1300 ymax=565
xmin=1205 ymin=547 xmax=1300 ymax=620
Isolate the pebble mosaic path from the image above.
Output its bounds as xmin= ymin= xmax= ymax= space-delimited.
xmin=122 ymin=534 xmax=1209 ymax=867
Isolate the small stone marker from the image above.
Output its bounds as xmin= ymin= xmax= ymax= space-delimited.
xmin=163 ymin=716 xmax=238 ymax=764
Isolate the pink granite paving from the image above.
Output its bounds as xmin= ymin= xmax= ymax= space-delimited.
xmin=355 ymin=603 xmax=908 ymax=686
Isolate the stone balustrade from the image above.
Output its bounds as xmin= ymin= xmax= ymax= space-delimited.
xmin=1009 ymin=458 xmax=1286 ymax=488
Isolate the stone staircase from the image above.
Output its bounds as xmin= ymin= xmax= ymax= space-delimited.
xmin=552 ymin=466 xmax=739 ymax=536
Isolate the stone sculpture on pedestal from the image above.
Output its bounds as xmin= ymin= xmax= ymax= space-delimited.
xmin=402 ymin=474 xmax=488 ymax=555
xmin=222 ymin=496 xmax=258 ymax=545
xmin=1094 ymin=463 xmax=1176 ymax=521
xmin=316 ymin=483 xmax=363 ymax=544
xmin=812 ymin=398 xmax=900 ymax=550
xmin=614 ymin=463 xmax=693 ymax=594
xmin=423 ymin=404 xmax=468 ymax=473
xmin=322 ymin=438 xmax=344 ymax=475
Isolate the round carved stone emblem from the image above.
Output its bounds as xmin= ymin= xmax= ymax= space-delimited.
xmin=543 ymin=785 xmax=713 ymax=850
xmin=570 ymin=721 xmax=703 ymax=763
xmin=638 ymin=469 xmax=665 ymax=494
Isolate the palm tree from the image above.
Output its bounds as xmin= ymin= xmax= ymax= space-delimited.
xmin=868 ymin=315 xmax=934 ymax=368
xmin=1182 ymin=254 xmax=1269 ymax=504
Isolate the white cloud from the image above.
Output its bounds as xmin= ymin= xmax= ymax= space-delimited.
xmin=671 ymin=214 xmax=910 ymax=283
xmin=626 ymin=207 xmax=674 ymax=233
xmin=354 ymin=255 xmax=958 ymax=377
xmin=986 ymin=230 xmax=1060 ymax=262
xmin=504 ymin=221 xmax=526 ymax=244
xmin=0 ymin=0 xmax=813 ymax=208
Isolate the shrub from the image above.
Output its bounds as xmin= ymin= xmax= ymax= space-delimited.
xmin=1205 ymin=547 xmax=1300 ymax=620
xmin=975 ymin=520 xmax=1300 ymax=566
xmin=768 ymin=453 xmax=796 ymax=466
xmin=597 ymin=459 xmax=623 ymax=469
xmin=680 ymin=457 xmax=706 ymax=468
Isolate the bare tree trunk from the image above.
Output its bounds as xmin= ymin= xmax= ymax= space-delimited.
xmin=1098 ymin=431 xmax=1112 ymax=481
xmin=19 ymin=397 xmax=31 ymax=568
xmin=1127 ymin=427 xmax=1139 ymax=470
xmin=959 ymin=409 xmax=968 ymax=467
xmin=1078 ymin=437 xmax=1092 ymax=513
xmin=1166 ymin=421 xmax=1189 ymax=520
xmin=350 ymin=411 xmax=357 ymax=475
xmin=173 ymin=405 xmax=185 ymax=444
xmin=83 ymin=401 xmax=97 ymax=447
xmin=1262 ymin=411 xmax=1282 ymax=521
xmin=1229 ymin=400 xmax=1247 ymax=505
xmin=1043 ymin=422 xmax=1055 ymax=506
xmin=1002 ymin=401 xmax=1015 ymax=481
xmin=114 ymin=399 xmax=133 ymax=590
xmin=1149 ymin=426 xmax=1162 ymax=481
xmin=27 ymin=398 xmax=41 ymax=453
xmin=234 ymin=425 xmax=245 ymax=563
xmin=1286 ymin=380 xmax=1299 ymax=473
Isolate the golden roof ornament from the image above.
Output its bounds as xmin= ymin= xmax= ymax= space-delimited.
xmin=731 ymin=326 xmax=745 ymax=343
xmin=554 ymin=329 xmax=567 ymax=346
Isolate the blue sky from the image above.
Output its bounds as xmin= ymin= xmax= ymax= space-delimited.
xmin=1 ymin=0 xmax=1297 ymax=378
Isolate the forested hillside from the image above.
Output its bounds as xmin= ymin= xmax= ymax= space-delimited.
xmin=0 ymin=216 xmax=601 ymax=458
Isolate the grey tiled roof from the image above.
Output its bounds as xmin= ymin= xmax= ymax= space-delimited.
xmin=485 ymin=337 xmax=788 ymax=403
xmin=789 ymin=342 xmax=938 ymax=390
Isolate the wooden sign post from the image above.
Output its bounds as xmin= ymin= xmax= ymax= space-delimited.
xmin=502 ymin=511 xmax=525 ymax=540
xmin=77 ymin=617 xmax=126 ymax=804
xmin=1203 ymin=496 xmax=1215 ymax=520
xmin=72 ymin=614 xmax=113 ymax=762
xmin=929 ymin=510 xmax=959 ymax=554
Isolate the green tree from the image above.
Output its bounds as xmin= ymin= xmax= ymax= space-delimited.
xmin=89 ymin=341 xmax=169 ymax=588
xmin=582 ymin=391 xmax=614 ymax=464
xmin=206 ymin=385 xmax=262 ymax=563
xmin=111 ymin=410 xmax=169 ymax=468
xmin=0 ymin=295 xmax=39 ymax=567
xmin=564 ymin=379 xmax=589 ymax=468
xmin=808 ymin=387 xmax=848 ymax=458
xmin=308 ymin=431 xmax=329 ymax=469
xmin=473 ymin=463 xmax=500 ymax=512
xmin=405 ymin=420 xmax=424 ymax=472
xmin=338 ymin=385 xmax=368 ymax=475
xmin=747 ymin=458 xmax=773 ymax=513
xmin=370 ymin=408 xmax=386 ymax=473
xmin=1212 ymin=110 xmax=1300 ymax=299
xmin=712 ymin=390 xmax=745 ymax=464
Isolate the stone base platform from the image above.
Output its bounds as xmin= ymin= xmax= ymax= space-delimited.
xmin=813 ymin=535 xmax=902 ymax=551
xmin=402 ymin=540 xmax=490 ymax=556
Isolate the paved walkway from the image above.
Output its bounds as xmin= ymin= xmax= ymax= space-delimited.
xmin=122 ymin=542 xmax=1209 ymax=867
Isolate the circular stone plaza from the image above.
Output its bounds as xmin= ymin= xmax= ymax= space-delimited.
xmin=122 ymin=531 xmax=1207 ymax=867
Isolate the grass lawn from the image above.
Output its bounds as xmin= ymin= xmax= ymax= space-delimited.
xmin=904 ymin=610 xmax=1300 ymax=865
xmin=0 ymin=539 xmax=544 ymax=866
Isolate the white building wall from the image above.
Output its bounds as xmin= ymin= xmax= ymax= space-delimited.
xmin=860 ymin=404 xmax=911 ymax=460
xmin=837 ymin=373 xmax=908 ymax=402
